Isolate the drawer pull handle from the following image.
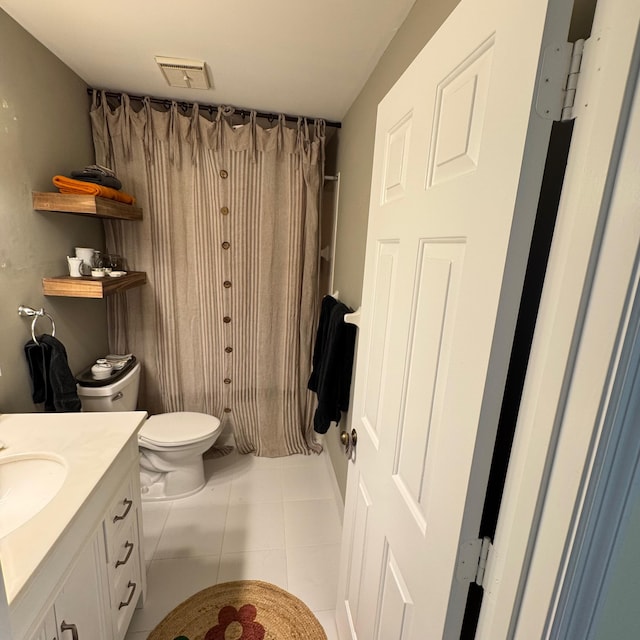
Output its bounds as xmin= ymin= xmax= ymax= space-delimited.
xmin=115 ymin=541 xmax=134 ymax=568
xmin=112 ymin=498 xmax=133 ymax=523
xmin=60 ymin=620 xmax=79 ymax=640
xmin=119 ymin=581 xmax=137 ymax=609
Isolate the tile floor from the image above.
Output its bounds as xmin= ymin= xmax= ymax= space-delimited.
xmin=124 ymin=446 xmax=342 ymax=639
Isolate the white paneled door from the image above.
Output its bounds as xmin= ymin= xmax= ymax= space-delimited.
xmin=336 ymin=0 xmax=574 ymax=637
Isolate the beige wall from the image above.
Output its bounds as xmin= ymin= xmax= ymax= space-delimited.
xmin=327 ymin=0 xmax=461 ymax=498
xmin=0 ymin=10 xmax=108 ymax=412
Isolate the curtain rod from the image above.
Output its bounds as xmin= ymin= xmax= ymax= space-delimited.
xmin=87 ymin=88 xmax=341 ymax=129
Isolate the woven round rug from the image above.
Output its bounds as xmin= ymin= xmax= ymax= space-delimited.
xmin=149 ymin=580 xmax=327 ymax=640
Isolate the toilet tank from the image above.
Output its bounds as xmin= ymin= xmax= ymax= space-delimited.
xmin=77 ymin=362 xmax=141 ymax=412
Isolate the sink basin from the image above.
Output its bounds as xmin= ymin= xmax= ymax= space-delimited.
xmin=0 ymin=452 xmax=67 ymax=539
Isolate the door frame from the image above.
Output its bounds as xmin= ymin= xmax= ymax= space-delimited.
xmin=476 ymin=0 xmax=640 ymax=636
xmin=549 ymin=251 xmax=640 ymax=638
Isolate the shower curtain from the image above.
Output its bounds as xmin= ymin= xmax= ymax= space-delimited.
xmin=90 ymin=92 xmax=324 ymax=456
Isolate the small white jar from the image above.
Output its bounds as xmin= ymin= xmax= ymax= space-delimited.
xmin=91 ymin=360 xmax=113 ymax=379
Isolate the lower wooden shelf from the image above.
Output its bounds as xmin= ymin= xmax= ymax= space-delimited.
xmin=42 ymin=271 xmax=146 ymax=298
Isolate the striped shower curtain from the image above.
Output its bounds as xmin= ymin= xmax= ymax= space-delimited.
xmin=90 ymin=92 xmax=324 ymax=456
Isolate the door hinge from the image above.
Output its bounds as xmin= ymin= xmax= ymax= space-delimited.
xmin=456 ymin=537 xmax=493 ymax=588
xmin=536 ymin=38 xmax=586 ymax=122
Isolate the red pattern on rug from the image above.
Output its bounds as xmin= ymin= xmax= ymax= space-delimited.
xmin=204 ymin=604 xmax=266 ymax=640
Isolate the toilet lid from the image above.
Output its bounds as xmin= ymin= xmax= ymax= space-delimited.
xmin=139 ymin=412 xmax=221 ymax=447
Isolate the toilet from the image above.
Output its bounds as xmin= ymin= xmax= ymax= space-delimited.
xmin=77 ymin=360 xmax=223 ymax=501
xmin=137 ymin=412 xmax=222 ymax=500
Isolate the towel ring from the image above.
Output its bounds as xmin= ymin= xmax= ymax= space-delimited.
xmin=18 ymin=305 xmax=56 ymax=345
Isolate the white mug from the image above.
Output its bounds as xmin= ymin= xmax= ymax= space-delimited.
xmin=67 ymin=256 xmax=84 ymax=278
xmin=75 ymin=247 xmax=96 ymax=275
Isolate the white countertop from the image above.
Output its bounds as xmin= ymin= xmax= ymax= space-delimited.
xmin=0 ymin=411 xmax=147 ymax=606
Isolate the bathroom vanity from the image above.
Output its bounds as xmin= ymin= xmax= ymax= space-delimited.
xmin=0 ymin=412 xmax=147 ymax=640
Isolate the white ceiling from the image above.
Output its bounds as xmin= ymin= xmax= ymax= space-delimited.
xmin=0 ymin=0 xmax=416 ymax=123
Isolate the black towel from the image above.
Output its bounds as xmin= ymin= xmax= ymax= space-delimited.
xmin=24 ymin=334 xmax=81 ymax=412
xmin=24 ymin=337 xmax=52 ymax=408
xmin=308 ymin=295 xmax=357 ymax=434
xmin=70 ymin=171 xmax=122 ymax=190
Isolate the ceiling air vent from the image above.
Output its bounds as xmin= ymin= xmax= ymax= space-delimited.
xmin=155 ymin=56 xmax=210 ymax=90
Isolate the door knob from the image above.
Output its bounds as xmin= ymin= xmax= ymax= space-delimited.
xmin=340 ymin=429 xmax=358 ymax=459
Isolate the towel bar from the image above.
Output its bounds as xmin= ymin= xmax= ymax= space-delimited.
xmin=18 ymin=305 xmax=56 ymax=344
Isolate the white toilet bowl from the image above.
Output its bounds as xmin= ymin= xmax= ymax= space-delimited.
xmin=138 ymin=412 xmax=222 ymax=501
xmin=76 ymin=361 xmax=222 ymax=501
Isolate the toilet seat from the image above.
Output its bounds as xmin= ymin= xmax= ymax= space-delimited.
xmin=139 ymin=412 xmax=221 ymax=447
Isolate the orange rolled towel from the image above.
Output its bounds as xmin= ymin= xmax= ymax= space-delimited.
xmin=52 ymin=175 xmax=136 ymax=205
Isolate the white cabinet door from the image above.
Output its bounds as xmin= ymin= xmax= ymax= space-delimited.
xmin=54 ymin=530 xmax=109 ymax=640
xmin=28 ymin=608 xmax=57 ymax=640
xmin=336 ymin=0 xmax=575 ymax=637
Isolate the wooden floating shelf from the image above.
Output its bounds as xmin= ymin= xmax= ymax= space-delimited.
xmin=42 ymin=272 xmax=147 ymax=298
xmin=32 ymin=192 xmax=142 ymax=221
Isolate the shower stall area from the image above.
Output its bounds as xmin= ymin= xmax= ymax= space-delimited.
xmin=91 ymin=91 xmax=343 ymax=459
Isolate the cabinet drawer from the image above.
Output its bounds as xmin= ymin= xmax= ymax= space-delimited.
xmin=105 ymin=476 xmax=136 ymax=547
xmin=110 ymin=547 xmax=141 ymax=640
xmin=109 ymin=519 xmax=140 ymax=593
